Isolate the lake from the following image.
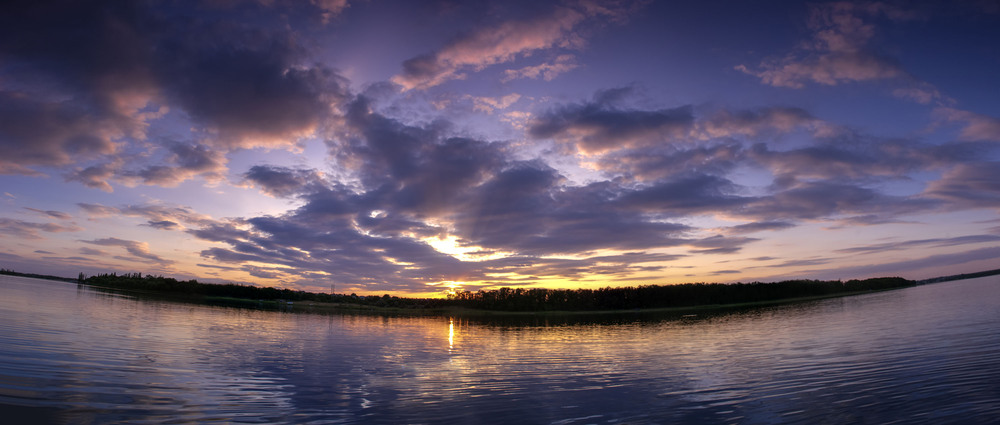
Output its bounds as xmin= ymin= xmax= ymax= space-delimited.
xmin=1 ymin=274 xmax=998 ymax=424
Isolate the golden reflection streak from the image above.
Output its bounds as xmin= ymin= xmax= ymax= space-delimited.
xmin=448 ymin=318 xmax=454 ymax=351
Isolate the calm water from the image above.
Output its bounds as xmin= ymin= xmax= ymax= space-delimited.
xmin=1 ymin=275 xmax=998 ymax=424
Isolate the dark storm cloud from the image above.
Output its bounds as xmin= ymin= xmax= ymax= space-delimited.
xmin=747 ymin=138 xmax=935 ymax=184
xmin=0 ymin=0 xmax=349 ymax=187
xmin=595 ymin=142 xmax=743 ymax=182
xmin=529 ymin=100 xmax=694 ymax=153
xmin=337 ymin=96 xmax=507 ymax=215
xmin=0 ymin=92 xmax=120 ymax=174
xmin=449 ymin=163 xmax=734 ymax=256
xmin=197 ymin=84 xmax=995 ymax=291
xmin=191 ymin=105 xmax=766 ymax=291
xmin=244 ymin=165 xmax=328 ymax=198
xmin=0 ymin=1 xmax=157 ymax=175
xmin=156 ymin=34 xmax=347 ymax=148
xmin=616 ymin=173 xmax=750 ymax=215
xmin=739 ymin=180 xmax=925 ymax=221
xmin=527 ymin=93 xmax=829 ymax=157
xmin=131 ymin=143 xmax=227 ymax=187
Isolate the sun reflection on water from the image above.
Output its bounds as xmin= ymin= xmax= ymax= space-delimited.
xmin=448 ymin=318 xmax=454 ymax=351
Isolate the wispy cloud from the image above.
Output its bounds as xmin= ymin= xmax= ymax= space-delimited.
xmin=835 ymin=234 xmax=1000 ymax=254
xmin=392 ymin=1 xmax=639 ymax=90
xmin=736 ymin=2 xmax=913 ymax=89
xmin=81 ymin=237 xmax=174 ymax=265
xmin=934 ymin=108 xmax=1000 ymax=142
xmin=78 ymin=203 xmax=213 ymax=229
xmin=502 ymin=54 xmax=578 ymax=82
xmin=0 ymin=218 xmax=82 ymax=239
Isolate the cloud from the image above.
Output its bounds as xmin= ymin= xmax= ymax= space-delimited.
xmin=502 ymin=54 xmax=578 ymax=82
xmin=311 ymin=0 xmax=350 ymax=24
xmin=529 ymin=98 xmax=694 ymax=154
xmin=66 ymin=162 xmax=119 ymax=192
xmin=183 ymin=85 xmax=1000 ymax=292
xmin=81 ymin=237 xmax=174 ymax=265
xmin=747 ymin=137 xmax=934 ymax=184
xmin=391 ymin=1 xmax=638 ymax=90
xmin=892 ymin=83 xmax=951 ymax=105
xmin=594 ymin=142 xmax=743 ymax=182
xmin=392 ymin=6 xmax=585 ymax=90
xmin=736 ymin=1 xmax=952 ymax=106
xmin=616 ymin=173 xmax=750 ymax=215
xmin=924 ymin=162 xmax=1000 ymax=208
xmin=687 ymin=235 xmax=758 ymax=254
xmin=80 ymin=247 xmax=108 ymax=256
xmin=24 ymin=208 xmax=72 ymax=220
xmin=77 ymin=203 xmax=121 ymax=218
xmin=466 ymin=93 xmax=522 ymax=114
xmin=722 ymin=221 xmax=796 ymax=235
xmin=737 ymin=2 xmax=913 ymax=89
xmin=243 ymin=165 xmax=328 ymax=198
xmin=0 ymin=0 xmax=350 ymax=190
xmin=934 ymin=108 xmax=1000 ymax=142
xmin=128 ymin=143 xmax=228 ymax=187
xmin=77 ymin=202 xmax=214 ymax=229
xmin=835 ymin=234 xmax=1000 ymax=255
xmin=696 ymin=106 xmax=827 ymax=139
xmin=0 ymin=91 xmax=121 ymax=174
xmin=740 ymin=180 xmax=928 ymax=222
xmin=191 ymin=105 xmax=771 ymax=292
xmin=157 ymin=39 xmax=347 ymax=149
xmin=737 ymin=51 xmax=903 ymax=89
xmin=146 ymin=220 xmax=179 ymax=230
xmin=0 ymin=218 xmax=82 ymax=240
xmin=529 ymin=94 xmax=829 ymax=158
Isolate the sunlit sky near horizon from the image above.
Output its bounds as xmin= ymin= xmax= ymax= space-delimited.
xmin=2 ymin=0 xmax=999 ymax=296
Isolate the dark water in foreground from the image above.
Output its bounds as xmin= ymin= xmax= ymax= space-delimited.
xmin=1 ymin=275 xmax=998 ymax=424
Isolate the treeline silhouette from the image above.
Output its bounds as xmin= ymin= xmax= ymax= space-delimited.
xmin=81 ymin=273 xmax=445 ymax=309
xmin=79 ymin=272 xmax=913 ymax=312
xmin=447 ymin=278 xmax=914 ymax=311
xmin=918 ymin=268 xmax=1000 ymax=284
xmin=0 ymin=268 xmax=78 ymax=283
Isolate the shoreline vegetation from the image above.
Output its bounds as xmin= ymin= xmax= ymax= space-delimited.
xmin=3 ymin=267 xmax=996 ymax=317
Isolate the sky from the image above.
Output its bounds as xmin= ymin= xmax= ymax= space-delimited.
xmin=1 ymin=0 xmax=999 ymax=297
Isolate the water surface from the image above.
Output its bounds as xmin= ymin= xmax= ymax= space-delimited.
xmin=1 ymin=274 xmax=998 ymax=423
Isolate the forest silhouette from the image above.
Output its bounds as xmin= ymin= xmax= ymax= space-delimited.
xmin=72 ymin=272 xmax=914 ymax=313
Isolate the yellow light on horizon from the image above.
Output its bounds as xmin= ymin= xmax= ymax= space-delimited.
xmin=421 ymin=235 xmax=513 ymax=262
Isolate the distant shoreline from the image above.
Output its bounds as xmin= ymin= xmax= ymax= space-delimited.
xmin=3 ymin=267 xmax=997 ymax=317
xmin=916 ymin=268 xmax=1000 ymax=284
